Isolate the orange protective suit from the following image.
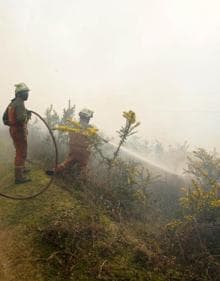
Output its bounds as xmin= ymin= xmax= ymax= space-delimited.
xmin=7 ymin=97 xmax=29 ymax=175
xmin=9 ymin=126 xmax=27 ymax=168
xmin=55 ymin=131 xmax=91 ymax=173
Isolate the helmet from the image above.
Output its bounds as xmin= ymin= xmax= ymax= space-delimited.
xmin=15 ymin=83 xmax=30 ymax=94
xmin=79 ymin=108 xmax=94 ymax=119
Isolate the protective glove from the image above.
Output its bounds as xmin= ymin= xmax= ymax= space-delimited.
xmin=27 ymin=110 xmax=32 ymax=120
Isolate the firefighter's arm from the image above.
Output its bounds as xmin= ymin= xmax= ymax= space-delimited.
xmin=15 ymin=100 xmax=28 ymax=124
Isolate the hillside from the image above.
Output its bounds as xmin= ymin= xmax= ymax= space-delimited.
xmin=0 ymin=168 xmax=171 ymax=281
xmin=0 ymin=132 xmax=219 ymax=281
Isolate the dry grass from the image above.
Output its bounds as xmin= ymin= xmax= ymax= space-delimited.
xmin=0 ymin=226 xmax=44 ymax=281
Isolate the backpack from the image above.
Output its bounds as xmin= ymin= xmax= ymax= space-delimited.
xmin=2 ymin=105 xmax=10 ymax=126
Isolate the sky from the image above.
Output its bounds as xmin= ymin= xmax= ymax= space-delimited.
xmin=0 ymin=0 xmax=220 ymax=150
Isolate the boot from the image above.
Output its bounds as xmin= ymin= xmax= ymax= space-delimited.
xmin=15 ymin=167 xmax=31 ymax=184
xmin=45 ymin=170 xmax=55 ymax=176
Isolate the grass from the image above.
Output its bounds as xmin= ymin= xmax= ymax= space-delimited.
xmin=0 ymin=163 xmax=168 ymax=281
xmin=1 ymin=138 xmax=218 ymax=281
xmin=0 ymin=161 xmax=80 ymax=280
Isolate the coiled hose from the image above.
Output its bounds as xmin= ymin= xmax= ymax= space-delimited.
xmin=0 ymin=110 xmax=58 ymax=200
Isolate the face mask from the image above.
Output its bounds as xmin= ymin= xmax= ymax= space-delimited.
xmin=80 ymin=117 xmax=90 ymax=126
xmin=19 ymin=91 xmax=29 ymax=101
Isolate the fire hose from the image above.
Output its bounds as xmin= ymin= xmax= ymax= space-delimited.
xmin=0 ymin=110 xmax=58 ymax=200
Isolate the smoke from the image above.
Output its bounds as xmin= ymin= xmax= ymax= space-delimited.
xmin=0 ymin=0 xmax=220 ymax=150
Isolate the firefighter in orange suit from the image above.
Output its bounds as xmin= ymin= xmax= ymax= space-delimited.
xmin=46 ymin=109 xmax=94 ymax=176
xmin=7 ymin=83 xmax=32 ymax=184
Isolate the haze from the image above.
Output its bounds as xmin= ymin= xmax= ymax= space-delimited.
xmin=1 ymin=0 xmax=220 ymax=150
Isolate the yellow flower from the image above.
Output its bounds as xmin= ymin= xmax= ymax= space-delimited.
xmin=54 ymin=124 xmax=98 ymax=137
xmin=54 ymin=125 xmax=81 ymax=133
xmin=86 ymin=127 xmax=99 ymax=136
xmin=211 ymin=200 xmax=220 ymax=208
xmin=123 ymin=110 xmax=136 ymax=124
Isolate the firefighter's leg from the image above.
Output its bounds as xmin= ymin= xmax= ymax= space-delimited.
xmin=14 ymin=138 xmax=31 ymax=183
xmin=76 ymin=151 xmax=90 ymax=177
xmin=82 ymin=150 xmax=90 ymax=167
xmin=22 ymin=134 xmax=30 ymax=173
xmin=46 ymin=155 xmax=77 ymax=176
xmin=19 ymin=134 xmax=31 ymax=174
xmin=55 ymin=156 xmax=77 ymax=173
xmin=10 ymin=128 xmax=31 ymax=184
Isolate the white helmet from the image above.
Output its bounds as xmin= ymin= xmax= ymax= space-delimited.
xmin=15 ymin=83 xmax=30 ymax=94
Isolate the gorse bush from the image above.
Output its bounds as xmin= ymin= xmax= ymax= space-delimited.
xmin=84 ymin=159 xmax=152 ymax=221
xmin=181 ymin=148 xmax=220 ymax=223
xmin=28 ymin=101 xmax=75 ymax=167
xmin=26 ymin=103 xmax=220 ymax=281
xmin=164 ymin=148 xmax=220 ymax=280
xmin=185 ymin=148 xmax=220 ymax=190
xmin=180 ymin=180 xmax=220 ymax=223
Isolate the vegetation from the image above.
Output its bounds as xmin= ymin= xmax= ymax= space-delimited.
xmin=0 ymin=105 xmax=219 ymax=280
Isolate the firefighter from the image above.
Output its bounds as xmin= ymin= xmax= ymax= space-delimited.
xmin=7 ymin=83 xmax=32 ymax=184
xmin=46 ymin=108 xmax=94 ymax=176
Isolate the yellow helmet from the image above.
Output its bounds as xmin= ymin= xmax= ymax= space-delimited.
xmin=15 ymin=83 xmax=30 ymax=94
